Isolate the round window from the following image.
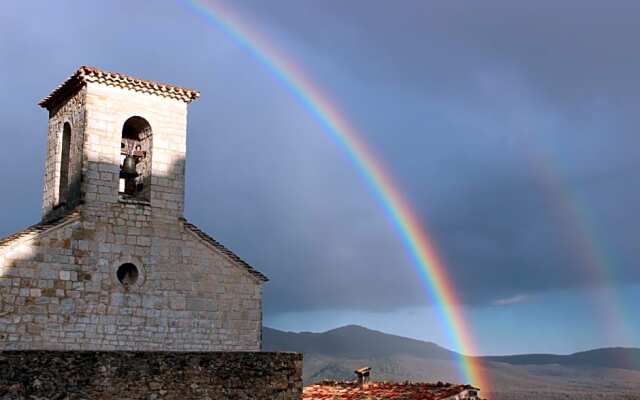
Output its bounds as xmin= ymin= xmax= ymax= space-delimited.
xmin=116 ymin=263 xmax=139 ymax=286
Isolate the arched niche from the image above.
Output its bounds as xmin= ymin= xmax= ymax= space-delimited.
xmin=120 ymin=116 xmax=152 ymax=201
xmin=58 ymin=122 xmax=72 ymax=205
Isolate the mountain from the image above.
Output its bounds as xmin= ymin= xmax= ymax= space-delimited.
xmin=264 ymin=325 xmax=640 ymax=400
xmin=263 ymin=325 xmax=455 ymax=359
xmin=482 ymin=347 xmax=640 ymax=371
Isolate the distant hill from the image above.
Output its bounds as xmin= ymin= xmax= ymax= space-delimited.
xmin=264 ymin=325 xmax=640 ymax=400
xmin=482 ymin=347 xmax=640 ymax=371
xmin=263 ymin=325 xmax=455 ymax=359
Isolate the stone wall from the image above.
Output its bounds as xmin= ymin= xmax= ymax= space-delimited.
xmin=82 ymin=82 xmax=188 ymax=219
xmin=42 ymin=81 xmax=190 ymax=221
xmin=42 ymin=88 xmax=86 ymax=221
xmin=0 ymin=351 xmax=303 ymax=400
xmin=2 ymin=78 xmax=266 ymax=352
xmin=0 ymin=212 xmax=263 ymax=351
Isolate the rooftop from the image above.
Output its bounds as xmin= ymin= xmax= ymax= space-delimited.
xmin=39 ymin=66 xmax=200 ymax=110
xmin=303 ymin=381 xmax=480 ymax=400
xmin=0 ymin=212 xmax=80 ymax=252
xmin=182 ymin=219 xmax=269 ymax=283
xmin=0 ymin=214 xmax=268 ymax=284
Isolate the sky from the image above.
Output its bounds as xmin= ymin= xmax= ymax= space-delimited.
xmin=1 ymin=0 xmax=639 ymax=355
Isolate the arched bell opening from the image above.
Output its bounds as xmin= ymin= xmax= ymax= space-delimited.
xmin=120 ymin=116 xmax=152 ymax=201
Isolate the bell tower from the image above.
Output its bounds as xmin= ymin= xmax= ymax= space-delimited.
xmin=38 ymin=66 xmax=200 ymax=222
xmin=2 ymin=65 xmax=268 ymax=356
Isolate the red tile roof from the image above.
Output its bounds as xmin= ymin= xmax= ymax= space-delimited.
xmin=39 ymin=66 xmax=200 ymax=110
xmin=303 ymin=381 xmax=480 ymax=400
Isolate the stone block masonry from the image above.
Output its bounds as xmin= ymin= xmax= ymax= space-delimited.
xmin=1 ymin=66 xmax=269 ymax=352
xmin=0 ymin=351 xmax=303 ymax=400
xmin=0 ymin=211 xmax=264 ymax=351
xmin=0 ymin=66 xmax=295 ymax=399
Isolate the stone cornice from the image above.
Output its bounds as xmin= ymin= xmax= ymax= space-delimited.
xmin=39 ymin=66 xmax=200 ymax=110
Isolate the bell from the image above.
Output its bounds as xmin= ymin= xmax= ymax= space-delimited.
xmin=121 ymin=155 xmax=138 ymax=177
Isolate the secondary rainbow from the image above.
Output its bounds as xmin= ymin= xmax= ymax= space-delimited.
xmin=181 ymin=0 xmax=488 ymax=391
xmin=525 ymin=144 xmax=635 ymax=346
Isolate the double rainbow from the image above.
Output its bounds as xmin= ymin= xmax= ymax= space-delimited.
xmin=182 ymin=0 xmax=488 ymax=391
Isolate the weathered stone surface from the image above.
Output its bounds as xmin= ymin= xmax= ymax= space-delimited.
xmin=0 ymin=351 xmax=303 ymax=400
xmin=0 ymin=68 xmax=267 ymax=352
xmin=0 ymin=66 xmax=299 ymax=400
xmin=0 ymin=211 xmax=265 ymax=351
xmin=42 ymin=87 xmax=86 ymax=220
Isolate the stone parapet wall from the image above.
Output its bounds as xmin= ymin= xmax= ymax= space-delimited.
xmin=0 ymin=351 xmax=302 ymax=400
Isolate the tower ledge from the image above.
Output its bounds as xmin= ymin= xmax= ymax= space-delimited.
xmin=38 ymin=66 xmax=200 ymax=110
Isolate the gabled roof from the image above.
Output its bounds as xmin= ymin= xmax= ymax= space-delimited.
xmin=0 ymin=212 xmax=80 ymax=251
xmin=1 ymin=214 xmax=268 ymax=283
xmin=182 ymin=220 xmax=269 ymax=283
xmin=39 ymin=66 xmax=200 ymax=110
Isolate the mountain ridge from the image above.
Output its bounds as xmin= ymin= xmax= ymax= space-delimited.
xmin=263 ymin=325 xmax=456 ymax=360
xmin=482 ymin=347 xmax=640 ymax=370
xmin=264 ymin=324 xmax=640 ymax=399
xmin=265 ymin=325 xmax=640 ymax=371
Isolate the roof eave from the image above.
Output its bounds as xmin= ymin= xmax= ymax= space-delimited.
xmin=38 ymin=66 xmax=201 ymax=110
xmin=182 ymin=220 xmax=269 ymax=284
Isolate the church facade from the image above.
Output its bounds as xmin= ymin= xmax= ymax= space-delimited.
xmin=0 ymin=66 xmax=267 ymax=351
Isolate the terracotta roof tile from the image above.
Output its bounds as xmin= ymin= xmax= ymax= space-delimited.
xmin=39 ymin=66 xmax=200 ymax=110
xmin=303 ymin=381 xmax=481 ymax=400
xmin=182 ymin=220 xmax=269 ymax=283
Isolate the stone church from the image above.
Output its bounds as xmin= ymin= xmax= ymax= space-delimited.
xmin=0 ymin=66 xmax=268 ymax=352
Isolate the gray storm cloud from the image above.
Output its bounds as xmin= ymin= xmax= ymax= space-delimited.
xmin=1 ymin=0 xmax=639 ymax=315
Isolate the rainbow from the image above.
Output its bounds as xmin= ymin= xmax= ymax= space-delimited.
xmin=181 ymin=0 xmax=489 ymax=391
xmin=524 ymin=142 xmax=635 ymax=346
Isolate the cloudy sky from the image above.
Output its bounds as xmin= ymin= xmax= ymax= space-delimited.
xmin=1 ymin=0 xmax=639 ymax=355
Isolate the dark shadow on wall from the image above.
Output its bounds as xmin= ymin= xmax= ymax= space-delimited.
xmin=1 ymin=155 xmax=186 ymax=323
xmin=42 ymin=152 xmax=186 ymax=223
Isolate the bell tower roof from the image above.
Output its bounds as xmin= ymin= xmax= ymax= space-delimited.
xmin=38 ymin=66 xmax=200 ymax=111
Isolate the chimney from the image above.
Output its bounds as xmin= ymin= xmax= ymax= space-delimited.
xmin=354 ymin=367 xmax=371 ymax=389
